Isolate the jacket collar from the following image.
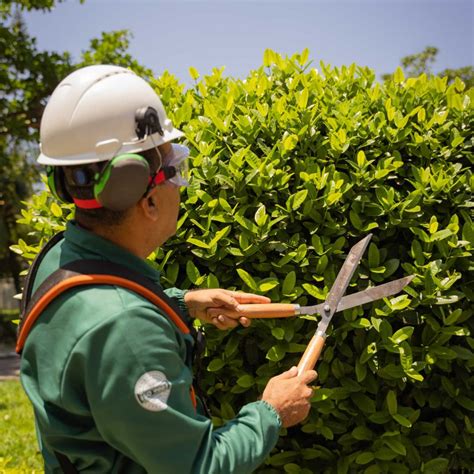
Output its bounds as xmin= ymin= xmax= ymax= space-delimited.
xmin=64 ymin=221 xmax=162 ymax=286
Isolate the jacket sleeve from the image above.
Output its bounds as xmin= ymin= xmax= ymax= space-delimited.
xmin=164 ymin=287 xmax=191 ymax=320
xmin=70 ymin=304 xmax=281 ymax=474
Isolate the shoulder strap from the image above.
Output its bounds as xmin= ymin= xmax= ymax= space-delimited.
xmin=20 ymin=232 xmax=65 ymax=315
xmin=16 ymin=259 xmax=191 ymax=354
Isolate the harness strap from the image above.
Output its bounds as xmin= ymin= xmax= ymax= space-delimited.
xmin=20 ymin=232 xmax=65 ymax=316
xmin=17 ymin=259 xmax=190 ymax=353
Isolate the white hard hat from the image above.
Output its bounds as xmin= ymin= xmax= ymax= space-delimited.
xmin=38 ymin=65 xmax=184 ymax=166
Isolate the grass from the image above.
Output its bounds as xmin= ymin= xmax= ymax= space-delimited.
xmin=0 ymin=380 xmax=43 ymax=473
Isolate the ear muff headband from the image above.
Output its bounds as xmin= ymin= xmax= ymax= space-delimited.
xmin=47 ymin=166 xmax=73 ymax=204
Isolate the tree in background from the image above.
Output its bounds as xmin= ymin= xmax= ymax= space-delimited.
xmin=382 ymin=46 xmax=474 ymax=88
xmin=0 ymin=0 xmax=151 ymax=290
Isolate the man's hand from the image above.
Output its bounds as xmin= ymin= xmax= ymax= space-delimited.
xmin=184 ymin=289 xmax=270 ymax=330
xmin=261 ymin=367 xmax=318 ymax=428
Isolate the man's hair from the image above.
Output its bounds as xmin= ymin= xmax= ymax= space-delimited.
xmin=63 ymin=148 xmax=160 ymax=229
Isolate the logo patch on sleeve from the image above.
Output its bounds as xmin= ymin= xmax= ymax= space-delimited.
xmin=134 ymin=371 xmax=171 ymax=412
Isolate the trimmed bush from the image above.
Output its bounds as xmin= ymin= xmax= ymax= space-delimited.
xmin=14 ymin=49 xmax=473 ymax=473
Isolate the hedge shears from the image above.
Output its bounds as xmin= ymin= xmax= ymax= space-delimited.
xmin=230 ymin=234 xmax=414 ymax=374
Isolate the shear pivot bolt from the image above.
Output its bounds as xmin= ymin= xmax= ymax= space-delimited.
xmin=324 ymin=304 xmax=330 ymax=313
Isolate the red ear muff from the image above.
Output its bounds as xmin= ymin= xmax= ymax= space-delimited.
xmin=93 ymin=154 xmax=150 ymax=211
xmin=47 ymin=166 xmax=73 ymax=204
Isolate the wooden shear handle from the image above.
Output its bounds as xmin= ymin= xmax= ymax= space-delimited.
xmin=207 ymin=303 xmax=297 ymax=319
xmin=297 ymin=333 xmax=326 ymax=375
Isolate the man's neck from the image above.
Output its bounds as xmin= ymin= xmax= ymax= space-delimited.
xmin=78 ymin=221 xmax=150 ymax=259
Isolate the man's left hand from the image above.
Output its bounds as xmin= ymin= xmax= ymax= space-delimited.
xmin=184 ymin=289 xmax=270 ymax=330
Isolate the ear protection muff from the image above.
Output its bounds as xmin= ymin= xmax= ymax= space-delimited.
xmin=46 ymin=166 xmax=73 ymax=204
xmin=93 ymin=154 xmax=151 ymax=211
xmin=47 ymin=156 xmax=152 ymax=211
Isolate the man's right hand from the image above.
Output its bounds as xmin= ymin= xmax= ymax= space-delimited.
xmin=261 ymin=366 xmax=317 ymax=428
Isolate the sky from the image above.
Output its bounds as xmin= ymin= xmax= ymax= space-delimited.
xmin=23 ymin=0 xmax=474 ymax=85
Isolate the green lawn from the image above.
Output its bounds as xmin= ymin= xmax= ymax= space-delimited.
xmin=0 ymin=380 xmax=43 ymax=473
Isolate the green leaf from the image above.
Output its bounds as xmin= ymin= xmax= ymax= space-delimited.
xmin=283 ymin=133 xmax=298 ymax=151
xmin=299 ymin=47 xmax=309 ymax=65
xmin=352 ymin=393 xmax=376 ymax=414
xmin=368 ymin=243 xmax=380 ymax=267
xmin=320 ymin=426 xmax=334 ymax=440
xmin=356 ymin=150 xmax=366 ymax=167
xmin=266 ymin=344 xmax=286 ymax=362
xmin=456 ymin=395 xmax=474 ymax=411
xmin=390 ymin=327 xmax=414 ymax=344
xmin=383 ymin=438 xmax=406 ymax=456
xmin=51 ymin=202 xmax=62 ymax=218
xmin=224 ymin=336 xmax=240 ymax=358
xmin=445 ymin=308 xmax=462 ymax=325
xmin=263 ymin=48 xmax=275 ymax=67
xmin=236 ymin=374 xmax=254 ymax=388
xmin=350 ymin=210 xmax=363 ymax=230
xmin=220 ymin=401 xmax=235 ymax=419
xmin=451 ymin=135 xmax=464 ymax=148
xmin=282 ymin=271 xmax=296 ymax=295
xmin=374 ymin=446 xmax=398 ymax=461
xmin=237 ymin=268 xmax=258 ymax=290
xmin=291 ymin=189 xmax=308 ymax=211
xmin=383 ymin=259 xmax=399 ymax=278
xmin=422 ymin=458 xmax=449 ymax=473
xmin=271 ymin=327 xmax=285 ymax=340
xmin=283 ymin=463 xmax=301 ymax=474
xmin=386 ymin=390 xmax=398 ymax=415
xmin=415 ymin=435 xmax=438 ymax=447
xmin=355 ymin=452 xmax=375 ymax=464
xmin=389 ymin=295 xmax=411 ymax=311
xmin=451 ymin=345 xmax=473 ymax=360
xmin=417 ymin=107 xmax=426 ymax=122
xmin=392 ymin=413 xmax=412 ymax=428
xmin=259 ymin=278 xmax=279 ymax=292
xmin=254 ymin=205 xmax=267 ymax=227
xmin=209 ymin=226 xmax=230 ymax=247
xmin=208 ymin=358 xmax=225 ymax=371
xmin=410 ymin=240 xmax=424 ymax=265
xmin=189 ymin=66 xmax=200 ymax=80
xmin=187 ymin=237 xmax=210 ymax=249
xmin=302 ymin=283 xmax=326 ymax=300
xmin=352 ymin=426 xmax=373 ymax=441
xmin=297 ymin=88 xmax=309 ymax=109
xmin=355 ymin=359 xmax=367 ymax=382
xmin=234 ymin=213 xmax=258 ymax=234
xmin=394 ymin=66 xmax=405 ymax=84
xmin=186 ymin=260 xmax=201 ymax=284
xmin=430 ymin=228 xmax=453 ymax=242
xmin=312 ymin=388 xmax=332 ymax=402
xmin=206 ymin=273 xmax=219 ymax=289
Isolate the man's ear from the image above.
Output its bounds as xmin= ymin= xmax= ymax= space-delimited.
xmin=139 ymin=187 xmax=160 ymax=221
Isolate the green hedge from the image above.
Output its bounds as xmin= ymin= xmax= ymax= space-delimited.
xmin=13 ymin=49 xmax=473 ymax=473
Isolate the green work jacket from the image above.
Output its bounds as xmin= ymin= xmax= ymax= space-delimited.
xmin=20 ymin=221 xmax=281 ymax=473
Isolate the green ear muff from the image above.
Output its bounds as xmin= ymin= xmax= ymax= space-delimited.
xmin=93 ymin=154 xmax=150 ymax=211
xmin=47 ymin=166 xmax=73 ymax=204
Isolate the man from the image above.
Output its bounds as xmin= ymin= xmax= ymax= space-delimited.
xmin=20 ymin=65 xmax=317 ymax=473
